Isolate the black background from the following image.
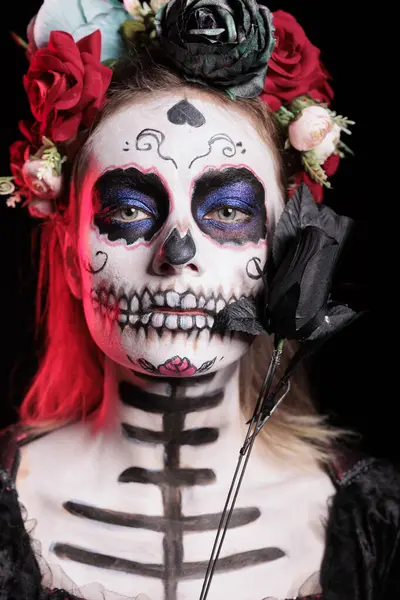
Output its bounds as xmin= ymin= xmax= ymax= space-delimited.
xmin=0 ymin=3 xmax=378 ymax=457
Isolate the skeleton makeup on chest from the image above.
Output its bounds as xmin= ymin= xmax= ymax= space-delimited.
xmin=77 ymin=93 xmax=284 ymax=376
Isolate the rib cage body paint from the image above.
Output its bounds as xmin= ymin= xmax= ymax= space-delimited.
xmin=16 ymin=359 xmax=336 ymax=599
xmin=52 ymin=379 xmax=285 ymax=600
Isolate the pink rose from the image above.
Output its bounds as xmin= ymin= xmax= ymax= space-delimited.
xmin=22 ymin=158 xmax=63 ymax=200
xmin=312 ymin=122 xmax=341 ymax=164
xmin=158 ymin=356 xmax=198 ymax=376
xmin=27 ymin=196 xmax=55 ymax=218
xmin=288 ymin=105 xmax=333 ymax=152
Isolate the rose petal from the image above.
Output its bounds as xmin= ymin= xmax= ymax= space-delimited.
xmin=178 ymin=358 xmax=189 ymax=371
xmin=23 ymin=28 xmax=111 ymax=143
xmin=184 ymin=366 xmax=198 ymax=376
xmin=159 ymin=364 xmax=175 ymax=375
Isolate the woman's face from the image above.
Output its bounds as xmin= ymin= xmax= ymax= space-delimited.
xmin=77 ymin=93 xmax=283 ymax=377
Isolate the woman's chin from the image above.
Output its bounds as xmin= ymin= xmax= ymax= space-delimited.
xmin=91 ymin=318 xmax=251 ymax=377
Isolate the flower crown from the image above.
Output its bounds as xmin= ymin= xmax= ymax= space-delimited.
xmin=0 ymin=0 xmax=354 ymax=216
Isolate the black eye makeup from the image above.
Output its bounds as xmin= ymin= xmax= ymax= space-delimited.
xmin=93 ymin=167 xmax=169 ymax=245
xmin=191 ymin=167 xmax=267 ymax=245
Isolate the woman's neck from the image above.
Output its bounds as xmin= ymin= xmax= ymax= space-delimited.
xmin=93 ymin=355 xmax=301 ymax=493
xmin=97 ymin=357 xmax=256 ymax=486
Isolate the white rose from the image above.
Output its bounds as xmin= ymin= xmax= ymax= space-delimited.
xmin=288 ymin=105 xmax=334 ymax=152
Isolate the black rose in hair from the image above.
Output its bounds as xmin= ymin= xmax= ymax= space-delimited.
xmin=154 ymin=0 xmax=276 ymax=99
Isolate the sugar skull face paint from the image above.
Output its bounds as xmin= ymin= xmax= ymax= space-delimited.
xmin=77 ymin=93 xmax=284 ymax=376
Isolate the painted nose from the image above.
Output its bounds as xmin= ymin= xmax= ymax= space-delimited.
xmin=153 ymin=228 xmax=198 ymax=274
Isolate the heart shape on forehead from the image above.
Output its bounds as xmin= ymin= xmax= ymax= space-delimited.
xmin=167 ymin=100 xmax=206 ymax=128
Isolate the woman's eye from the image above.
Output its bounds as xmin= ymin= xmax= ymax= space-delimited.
xmin=205 ymin=207 xmax=250 ymax=223
xmin=111 ymin=206 xmax=151 ymax=222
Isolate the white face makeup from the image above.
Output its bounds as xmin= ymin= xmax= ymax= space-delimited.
xmin=77 ymin=93 xmax=284 ymax=377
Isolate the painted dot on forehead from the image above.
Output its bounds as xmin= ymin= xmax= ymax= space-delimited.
xmin=167 ymin=100 xmax=206 ymax=128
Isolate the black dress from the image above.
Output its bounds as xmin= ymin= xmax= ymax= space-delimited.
xmin=1 ymin=424 xmax=400 ymax=600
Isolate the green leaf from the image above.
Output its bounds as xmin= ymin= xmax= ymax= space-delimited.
xmin=289 ymin=95 xmax=319 ymax=115
xmin=302 ymin=151 xmax=331 ymax=187
xmin=337 ymin=140 xmax=354 ymax=156
xmin=102 ymin=58 xmax=119 ymax=68
xmin=10 ymin=31 xmax=28 ymax=50
xmin=274 ymin=106 xmax=295 ymax=127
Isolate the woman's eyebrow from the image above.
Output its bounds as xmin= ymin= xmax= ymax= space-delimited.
xmin=95 ymin=167 xmax=169 ymax=199
xmin=191 ymin=166 xmax=265 ymax=201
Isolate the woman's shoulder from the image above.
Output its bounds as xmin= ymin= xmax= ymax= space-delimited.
xmin=321 ymin=449 xmax=400 ymax=599
xmin=333 ymin=449 xmax=400 ymax=508
xmin=327 ymin=446 xmax=400 ymax=532
xmin=0 ymin=421 xmax=86 ymax=484
xmin=0 ymin=422 xmax=47 ymax=480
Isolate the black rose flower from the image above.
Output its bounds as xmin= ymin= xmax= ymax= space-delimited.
xmin=154 ymin=0 xmax=276 ymax=98
xmin=264 ymin=183 xmax=356 ymax=341
xmin=214 ymin=184 xmax=357 ymax=343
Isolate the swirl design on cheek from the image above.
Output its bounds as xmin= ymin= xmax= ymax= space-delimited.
xmin=135 ymin=129 xmax=178 ymax=169
xmin=84 ymin=251 xmax=108 ymax=274
xmin=188 ymin=134 xmax=237 ymax=169
xmin=246 ymin=257 xmax=263 ymax=280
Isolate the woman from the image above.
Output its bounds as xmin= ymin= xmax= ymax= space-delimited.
xmin=0 ymin=1 xmax=398 ymax=599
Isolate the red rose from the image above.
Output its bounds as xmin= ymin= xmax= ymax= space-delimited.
xmin=18 ymin=119 xmax=42 ymax=148
xmin=9 ymin=140 xmax=31 ymax=189
xmin=26 ymin=16 xmax=38 ymax=60
xmin=289 ymin=154 xmax=340 ymax=204
xmin=261 ymin=11 xmax=334 ymax=111
xmin=8 ymin=120 xmax=43 ymax=201
xmin=23 ymin=30 xmax=112 ymax=143
xmin=323 ymin=153 xmax=341 ymax=177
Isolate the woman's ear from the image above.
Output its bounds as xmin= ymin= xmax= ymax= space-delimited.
xmin=59 ymin=226 xmax=82 ymax=299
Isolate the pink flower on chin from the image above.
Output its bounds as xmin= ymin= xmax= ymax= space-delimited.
xmin=158 ymin=356 xmax=198 ymax=376
xmin=288 ymin=105 xmax=333 ymax=152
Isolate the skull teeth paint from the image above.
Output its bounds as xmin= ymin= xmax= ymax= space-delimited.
xmin=91 ymin=285 xmax=252 ymax=334
xmin=78 ymin=93 xmax=284 ymax=374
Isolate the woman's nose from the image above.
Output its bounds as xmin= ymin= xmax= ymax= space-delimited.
xmin=151 ymin=228 xmax=200 ymax=275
